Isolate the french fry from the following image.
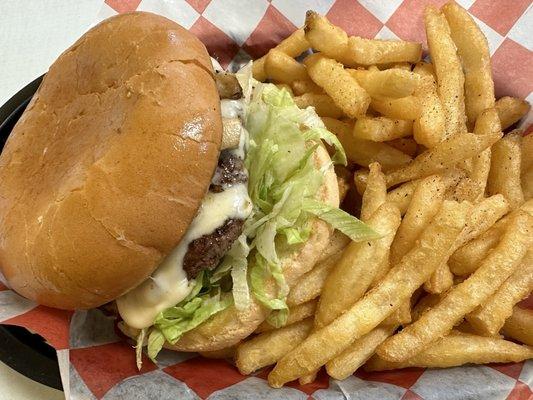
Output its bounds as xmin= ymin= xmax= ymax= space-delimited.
xmin=466 ymin=250 xmax=533 ymax=336
xmin=488 ymin=132 xmax=524 ymax=210
xmin=327 ymin=323 xmax=397 ymax=379
xmin=495 ymin=96 xmax=530 ymax=130
xmin=256 ymin=300 xmax=318 ymax=333
xmin=370 ymin=95 xmax=421 ymax=120
xmin=268 ymin=201 xmax=470 ymax=387
xmin=411 ymin=293 xmax=445 ymax=322
xmin=449 ymin=216 xmax=506 ymax=276
xmin=424 ymin=263 xmax=454 ymax=294
xmin=315 ymin=203 xmax=401 ymax=328
xmin=522 ymin=134 xmax=533 ymax=199
xmin=383 ymin=130 xmax=502 ymax=188
xmin=450 ymin=199 xmax=533 ymax=275
xmin=390 ymin=175 xmax=449 ymax=265
xmin=291 ymin=79 xmax=323 ymax=95
xmin=377 ymin=211 xmax=533 ymax=362
xmin=360 ymin=163 xmax=387 ymax=221
xmin=264 ymin=49 xmax=309 ymax=84
xmin=253 ymin=28 xmax=309 ymax=81
xmin=353 ymin=117 xmax=413 ymax=142
xmin=442 ymin=194 xmax=509 ymax=277
xmin=386 ymin=180 xmax=419 ymax=215
xmin=413 ymin=62 xmax=446 ymax=148
xmin=287 ymin=231 xmax=350 ymax=306
xmin=305 ymin=54 xmax=370 ymax=117
xmin=294 ymin=93 xmax=343 ymax=118
xmin=367 ymin=332 xmax=533 ymax=371
xmin=236 ymin=318 xmax=313 ymax=375
xmin=502 ymin=307 xmax=533 ymax=346
xmin=387 ymin=138 xmax=418 ymax=157
xmin=304 ymin=11 xmax=421 ymax=66
xmin=442 ymin=2 xmax=495 ymax=129
xmin=326 ymin=301 xmax=411 ymax=379
xmin=303 ymin=203 xmax=400 ymax=383
xmin=348 ymin=68 xmax=420 ymax=98
xmin=456 ymin=194 xmax=510 ymax=246
xmin=425 ymin=6 xmax=467 ymax=138
xmin=462 ymin=108 xmax=501 ymax=202
xmin=323 ymin=117 xmax=412 ymax=171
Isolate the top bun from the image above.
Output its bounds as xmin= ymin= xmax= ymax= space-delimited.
xmin=0 ymin=12 xmax=222 ymax=309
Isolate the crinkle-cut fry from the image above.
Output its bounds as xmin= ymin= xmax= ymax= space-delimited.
xmin=323 ymin=117 xmax=412 ymax=171
xmin=367 ymin=332 xmax=533 ymax=371
xmin=502 ymin=307 xmax=533 ymax=346
xmin=384 ymin=130 xmax=501 ymax=188
xmin=268 ymin=201 xmax=470 ymax=387
xmin=390 ymin=175 xmax=449 ymax=265
xmin=353 ymin=117 xmax=413 ymax=142
xmin=495 ymin=97 xmax=530 ymax=130
xmin=256 ymin=300 xmax=318 ymax=333
xmin=442 ymin=2 xmax=495 ymax=129
xmin=413 ymin=62 xmax=446 ymax=148
xmin=287 ymin=231 xmax=350 ymax=306
xmin=488 ymin=132 xmax=524 ymax=210
xmin=370 ymin=95 xmax=421 ymax=120
xmin=305 ymin=54 xmax=370 ymax=118
xmin=264 ymin=49 xmax=309 ymax=84
xmin=387 ymin=138 xmax=418 ymax=157
xmin=253 ymin=28 xmax=309 ymax=81
xmin=466 ymin=250 xmax=533 ymax=336
xmin=348 ymin=68 xmax=420 ymax=99
xmin=425 ymin=6 xmax=467 ymax=138
xmin=315 ymin=203 xmax=401 ymax=329
xmin=291 ymin=79 xmax=324 ymax=96
xmin=360 ymin=163 xmax=387 ymax=221
xmin=377 ymin=210 xmax=533 ymax=362
xmin=294 ymin=93 xmax=343 ymax=118
xmin=304 ymin=11 xmax=421 ymax=66
xmin=236 ymin=318 xmax=313 ymax=375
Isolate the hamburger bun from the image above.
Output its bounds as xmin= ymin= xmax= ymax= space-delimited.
xmin=0 ymin=12 xmax=222 ymax=309
xmin=119 ymin=145 xmax=339 ymax=352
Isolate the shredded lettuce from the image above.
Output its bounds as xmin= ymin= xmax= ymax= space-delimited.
xmin=146 ymin=289 xmax=233 ymax=362
xmin=302 ymin=199 xmax=382 ymax=242
xmin=135 ymin=63 xmax=378 ymax=365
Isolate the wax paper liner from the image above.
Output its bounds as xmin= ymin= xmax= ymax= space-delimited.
xmin=1 ymin=0 xmax=532 ymax=398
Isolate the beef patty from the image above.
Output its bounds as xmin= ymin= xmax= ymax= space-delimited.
xmin=183 ymin=150 xmax=248 ymax=279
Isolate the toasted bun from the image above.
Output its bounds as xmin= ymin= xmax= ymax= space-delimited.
xmin=119 ymin=145 xmax=339 ymax=351
xmin=0 ymin=12 xmax=222 ymax=309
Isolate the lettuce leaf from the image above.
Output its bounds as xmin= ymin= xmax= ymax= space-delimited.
xmin=302 ymin=199 xmax=381 ymax=241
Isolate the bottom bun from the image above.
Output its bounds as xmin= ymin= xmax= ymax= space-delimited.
xmin=119 ymin=146 xmax=339 ymax=352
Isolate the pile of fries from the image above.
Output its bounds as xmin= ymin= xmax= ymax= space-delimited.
xmin=220 ymin=2 xmax=533 ymax=386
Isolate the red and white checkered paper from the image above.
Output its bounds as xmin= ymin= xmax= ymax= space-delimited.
xmin=1 ymin=0 xmax=532 ymax=399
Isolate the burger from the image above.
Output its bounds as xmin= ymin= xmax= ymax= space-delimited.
xmin=0 ymin=12 xmax=374 ymax=364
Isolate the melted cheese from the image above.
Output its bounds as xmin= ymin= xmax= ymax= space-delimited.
xmin=117 ymin=184 xmax=252 ymax=329
xmin=220 ymin=99 xmax=245 ymax=119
